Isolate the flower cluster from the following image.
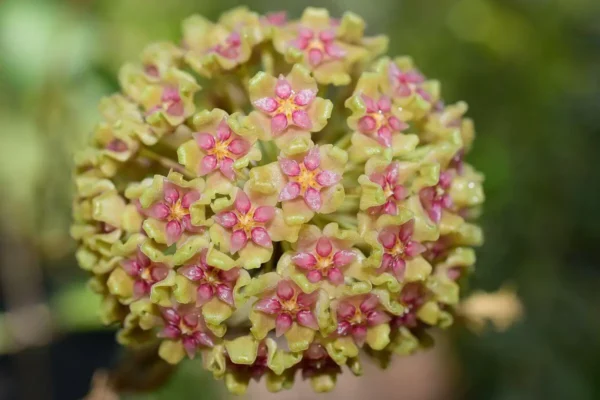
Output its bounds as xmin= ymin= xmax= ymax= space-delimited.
xmin=72 ymin=7 xmax=485 ymax=395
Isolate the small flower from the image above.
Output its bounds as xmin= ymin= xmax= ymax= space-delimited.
xmin=374 ymin=57 xmax=440 ymax=117
xmin=376 ymin=219 xmax=426 ymax=279
xmin=141 ymin=177 xmax=204 ymax=245
xmin=291 ymin=27 xmax=346 ymax=68
xmin=179 ymin=249 xmax=239 ymax=306
xmin=214 ymin=190 xmax=276 ymax=253
xmin=254 ymin=280 xmax=319 ymax=336
xmin=346 ymin=72 xmax=416 ymax=162
xmin=194 ymin=119 xmax=252 ymax=180
xmin=366 ymin=162 xmax=409 ymax=216
xmin=249 ymin=145 xmax=347 ymax=225
xmin=278 ymin=148 xmax=341 ymax=212
xmin=182 ymin=15 xmax=254 ymax=77
xmin=292 ymin=235 xmax=355 ymax=285
xmin=356 ymin=94 xmax=408 ymax=148
xmin=158 ymin=305 xmax=215 ymax=359
xmin=121 ymin=247 xmax=170 ymax=298
xmin=261 ymin=11 xmax=287 ymax=27
xmin=388 ymin=62 xmax=430 ymax=101
xmin=140 ymin=42 xmax=183 ymax=81
xmin=335 ymin=295 xmax=390 ymax=345
xmin=248 ymin=64 xmax=332 ymax=152
xmin=299 ymin=343 xmax=341 ymax=380
xmin=272 ymin=8 xmax=371 ymax=85
xmin=253 ymin=76 xmax=317 ymax=135
xmin=419 ymin=170 xmax=454 ymax=224
xmin=119 ymin=66 xmax=200 ymax=129
xmin=390 ymin=282 xmax=427 ymax=329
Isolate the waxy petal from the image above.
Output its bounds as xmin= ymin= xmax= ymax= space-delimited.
xmin=133 ymin=280 xmax=150 ymax=298
xmin=306 ymin=270 xmax=322 ymax=283
xmin=197 ymin=283 xmax=215 ymax=305
xmin=227 ymin=139 xmax=250 ymax=155
xmin=216 ymin=120 xmax=232 ymax=141
xmin=358 ymin=116 xmax=376 ymax=133
xmin=351 ymin=325 xmax=367 ymax=345
xmin=276 ymin=280 xmax=295 ymax=301
xmin=315 ymin=170 xmax=340 ymax=187
xmin=275 ymin=77 xmax=292 ymax=99
xmin=399 ymin=220 xmax=415 ymax=242
xmin=275 ymin=313 xmax=293 ymax=337
xmin=199 ymin=155 xmax=218 ymax=175
xmin=367 ymin=310 xmax=391 ymax=326
xmin=292 ymin=252 xmax=318 ymax=269
xmin=360 ymin=295 xmax=379 ymax=313
xmin=388 ymin=116 xmax=407 ymax=132
xmin=216 ymin=284 xmax=234 ymax=306
xmin=405 ymin=240 xmax=426 ymax=257
xmin=291 ymin=109 xmax=312 ymax=130
xmin=251 ymin=227 xmax=272 ymax=248
xmin=166 ymin=101 xmax=184 ymax=117
xmin=159 ymin=325 xmax=181 ymax=339
xmin=271 ymin=113 xmax=289 ymax=135
xmin=166 ymin=220 xmax=183 ymax=244
xmin=255 ymin=297 xmax=282 ymax=314
xmin=180 ymin=265 xmax=204 ymax=281
xmin=316 ymin=237 xmax=333 ymax=257
xmin=303 ymin=148 xmax=321 ymax=171
xmin=333 ymin=250 xmax=355 ymax=268
xmin=377 ymin=126 xmax=393 ymax=147
xmin=230 ymin=230 xmax=248 ymax=253
xmin=294 ymin=89 xmax=316 ymax=106
xmin=163 ymin=182 xmax=180 ymax=204
xmin=253 ymin=206 xmax=275 ymax=223
xmin=219 ymin=157 xmax=235 ymax=181
xmin=304 ymin=187 xmax=322 ymax=211
xmin=337 ymin=303 xmax=356 ymax=320
xmin=214 ymin=211 xmax=238 ymax=228
xmin=378 ymin=229 xmax=397 ymax=249
xmin=308 ymin=48 xmax=324 ymax=66
xmin=279 ymin=182 xmax=301 ymax=201
xmin=336 ymin=320 xmax=352 ymax=336
xmin=296 ymin=310 xmax=319 ymax=330
xmin=194 ymin=331 xmax=215 ymax=348
xmin=254 ymin=97 xmax=279 ymax=113
xmin=181 ymin=191 xmax=200 ymax=208
xmin=327 ymin=267 xmax=344 ymax=285
xmin=162 ymin=308 xmax=181 ymax=324
xmin=279 ymin=158 xmax=301 ymax=176
xmin=195 ymin=133 xmax=216 ymax=150
xmin=324 ymin=42 xmax=346 ymax=59
xmin=234 ymin=191 xmax=251 ymax=214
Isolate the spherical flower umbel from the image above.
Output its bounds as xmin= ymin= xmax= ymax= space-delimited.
xmin=72 ymin=6 xmax=485 ymax=395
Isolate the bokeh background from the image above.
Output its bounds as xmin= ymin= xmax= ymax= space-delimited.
xmin=0 ymin=0 xmax=599 ymax=399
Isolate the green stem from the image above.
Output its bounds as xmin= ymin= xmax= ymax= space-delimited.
xmin=138 ymin=148 xmax=195 ymax=179
xmin=337 ymin=194 xmax=360 ymax=214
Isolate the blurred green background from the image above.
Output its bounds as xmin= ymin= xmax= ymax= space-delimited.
xmin=0 ymin=0 xmax=599 ymax=399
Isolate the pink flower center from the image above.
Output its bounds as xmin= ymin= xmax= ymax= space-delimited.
xmin=167 ymin=198 xmax=189 ymax=223
xmin=335 ymin=296 xmax=390 ymax=344
xmin=357 ymin=95 xmax=408 ymax=147
xmin=210 ymin=31 xmax=241 ymax=60
xmin=419 ymin=171 xmax=454 ymax=223
xmin=377 ymin=221 xmax=425 ymax=279
xmin=292 ymin=27 xmax=345 ymax=67
xmin=293 ymin=237 xmax=355 ymax=285
xmin=254 ymin=281 xmax=318 ymax=336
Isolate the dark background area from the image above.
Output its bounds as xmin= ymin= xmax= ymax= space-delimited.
xmin=0 ymin=0 xmax=599 ymax=399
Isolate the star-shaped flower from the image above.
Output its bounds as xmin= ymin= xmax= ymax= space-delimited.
xmin=248 ymin=64 xmax=332 ymax=153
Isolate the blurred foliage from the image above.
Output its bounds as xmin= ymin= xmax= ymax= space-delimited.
xmin=0 ymin=0 xmax=599 ymax=399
